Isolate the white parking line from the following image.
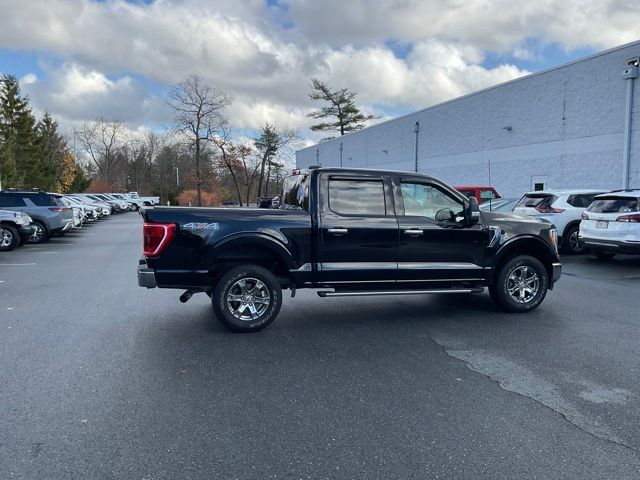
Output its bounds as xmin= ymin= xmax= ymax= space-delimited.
xmin=32 ymin=251 xmax=59 ymax=254
xmin=0 ymin=263 xmax=37 ymax=266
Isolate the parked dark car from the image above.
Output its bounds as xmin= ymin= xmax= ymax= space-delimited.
xmin=138 ymin=167 xmax=561 ymax=332
xmin=257 ymin=197 xmax=274 ymax=208
xmin=0 ymin=190 xmax=74 ymax=243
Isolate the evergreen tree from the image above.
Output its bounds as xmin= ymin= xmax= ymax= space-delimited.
xmin=0 ymin=74 xmax=34 ymax=188
xmin=36 ymin=112 xmax=67 ymax=190
xmin=307 ymin=79 xmax=376 ymax=140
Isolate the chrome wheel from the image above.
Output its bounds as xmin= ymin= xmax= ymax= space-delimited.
xmin=29 ymin=224 xmax=44 ymax=243
xmin=226 ymin=277 xmax=271 ymax=321
xmin=506 ymin=266 xmax=539 ymax=304
xmin=1 ymin=229 xmax=13 ymax=248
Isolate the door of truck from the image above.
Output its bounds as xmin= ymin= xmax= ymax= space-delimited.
xmin=318 ymin=172 xmax=399 ymax=286
xmin=394 ymin=176 xmax=488 ymax=286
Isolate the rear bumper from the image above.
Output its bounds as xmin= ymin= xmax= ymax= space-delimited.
xmin=138 ymin=259 xmax=157 ymax=288
xmin=579 ymin=236 xmax=640 ymax=254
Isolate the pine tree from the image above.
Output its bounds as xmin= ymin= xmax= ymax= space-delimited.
xmin=307 ymin=79 xmax=376 ymax=140
xmin=0 ymin=75 xmax=43 ymax=189
xmin=36 ymin=112 xmax=67 ymax=191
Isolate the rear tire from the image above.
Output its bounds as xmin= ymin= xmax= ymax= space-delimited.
xmin=592 ymin=249 xmax=616 ymax=261
xmin=212 ymin=265 xmax=282 ymax=333
xmin=490 ymin=255 xmax=548 ymax=313
xmin=0 ymin=225 xmax=20 ymax=251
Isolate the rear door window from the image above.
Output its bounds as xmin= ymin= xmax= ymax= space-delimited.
xmin=329 ymin=179 xmax=386 ymax=216
xmin=588 ymin=197 xmax=639 ymax=213
xmin=29 ymin=194 xmax=57 ymax=206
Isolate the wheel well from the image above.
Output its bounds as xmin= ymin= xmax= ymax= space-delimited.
xmin=493 ymin=239 xmax=556 ymax=284
xmin=209 ymin=245 xmax=291 ymax=286
xmin=562 ymin=220 xmax=580 ymax=239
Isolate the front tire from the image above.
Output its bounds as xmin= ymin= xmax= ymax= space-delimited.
xmin=562 ymin=225 xmax=586 ymax=254
xmin=0 ymin=225 xmax=20 ymax=251
xmin=490 ymin=255 xmax=548 ymax=313
xmin=212 ymin=265 xmax=282 ymax=332
xmin=28 ymin=221 xmax=49 ymax=244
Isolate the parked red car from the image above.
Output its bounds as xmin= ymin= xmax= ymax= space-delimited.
xmin=455 ymin=186 xmax=501 ymax=204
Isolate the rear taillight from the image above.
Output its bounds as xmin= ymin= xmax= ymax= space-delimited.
xmin=49 ymin=207 xmax=71 ymax=212
xmin=143 ymin=222 xmax=176 ymax=257
xmin=581 ymin=212 xmax=589 ymax=220
xmin=535 ymin=205 xmax=565 ymax=214
xmin=616 ymin=214 xmax=640 ymax=223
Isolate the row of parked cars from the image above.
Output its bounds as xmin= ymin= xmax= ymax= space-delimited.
xmin=478 ymin=188 xmax=640 ymax=259
xmin=0 ymin=190 xmax=159 ymax=251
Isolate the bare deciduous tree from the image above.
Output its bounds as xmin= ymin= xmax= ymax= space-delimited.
xmin=77 ymin=119 xmax=125 ymax=186
xmin=167 ymin=75 xmax=232 ymax=206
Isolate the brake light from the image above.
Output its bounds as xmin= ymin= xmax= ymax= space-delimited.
xmin=49 ymin=207 xmax=71 ymax=212
xmin=616 ymin=214 xmax=640 ymax=223
xmin=143 ymin=222 xmax=176 ymax=257
xmin=581 ymin=212 xmax=589 ymax=220
xmin=535 ymin=205 xmax=565 ymax=213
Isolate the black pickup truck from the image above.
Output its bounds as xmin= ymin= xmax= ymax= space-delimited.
xmin=138 ymin=167 xmax=561 ymax=332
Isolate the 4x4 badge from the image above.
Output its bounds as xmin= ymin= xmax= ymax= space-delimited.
xmin=182 ymin=222 xmax=219 ymax=230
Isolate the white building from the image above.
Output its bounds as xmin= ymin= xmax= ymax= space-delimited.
xmin=296 ymin=41 xmax=640 ymax=197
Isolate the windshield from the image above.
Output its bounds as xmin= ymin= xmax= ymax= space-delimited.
xmin=282 ymin=174 xmax=309 ymax=211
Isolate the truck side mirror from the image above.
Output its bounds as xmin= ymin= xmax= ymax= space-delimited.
xmin=466 ymin=197 xmax=480 ymax=225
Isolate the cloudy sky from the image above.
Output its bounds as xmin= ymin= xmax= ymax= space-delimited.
xmin=0 ymin=0 xmax=639 ymax=143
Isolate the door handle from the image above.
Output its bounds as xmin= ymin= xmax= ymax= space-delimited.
xmin=328 ymin=227 xmax=349 ymax=235
xmin=403 ymin=229 xmax=424 ymax=236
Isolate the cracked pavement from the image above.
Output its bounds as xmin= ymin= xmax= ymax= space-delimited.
xmin=1 ymin=215 xmax=639 ymax=479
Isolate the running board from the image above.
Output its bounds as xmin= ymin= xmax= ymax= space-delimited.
xmin=317 ymin=288 xmax=483 ymax=298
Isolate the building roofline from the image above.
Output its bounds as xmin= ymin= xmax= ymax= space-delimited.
xmin=297 ymin=39 xmax=640 ymax=154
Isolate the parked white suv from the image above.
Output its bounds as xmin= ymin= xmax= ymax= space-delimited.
xmin=579 ymin=190 xmax=640 ymax=260
xmin=512 ymin=190 xmax=607 ymax=253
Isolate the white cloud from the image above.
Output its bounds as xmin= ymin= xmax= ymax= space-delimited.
xmin=20 ymin=73 xmax=38 ymax=85
xmin=1 ymin=0 xmax=636 ymax=139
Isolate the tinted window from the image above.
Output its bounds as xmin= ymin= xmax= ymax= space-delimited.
xmin=588 ymin=197 xmax=639 ymax=213
xmin=516 ymin=194 xmax=556 ymax=208
xmin=401 ymin=182 xmax=465 ymax=223
xmin=0 ymin=194 xmax=25 ymax=207
xmin=28 ymin=194 xmax=56 ymax=206
xmin=458 ymin=189 xmax=475 ymax=199
xmin=480 ymin=189 xmax=499 ymax=201
xmin=567 ymin=194 xmax=600 ymax=208
xmin=329 ymin=179 xmax=386 ymax=215
xmin=282 ymin=174 xmax=309 ymax=211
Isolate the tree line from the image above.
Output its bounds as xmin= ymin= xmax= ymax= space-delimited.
xmin=0 ymin=73 xmax=372 ymax=206
xmin=0 ymin=75 xmax=90 ymax=192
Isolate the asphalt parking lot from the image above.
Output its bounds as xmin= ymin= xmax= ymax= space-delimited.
xmin=1 ymin=214 xmax=639 ymax=479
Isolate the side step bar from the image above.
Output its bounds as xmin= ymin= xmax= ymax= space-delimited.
xmin=317 ymin=288 xmax=483 ymax=298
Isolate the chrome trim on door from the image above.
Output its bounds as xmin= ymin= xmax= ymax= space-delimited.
xmin=397 ymin=262 xmax=482 ymax=270
xmin=321 ymin=262 xmax=397 ymax=271
xmin=327 ymin=228 xmax=348 ymax=235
